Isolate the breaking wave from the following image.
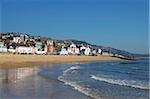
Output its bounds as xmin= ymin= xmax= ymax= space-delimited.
xmin=91 ymin=75 xmax=149 ymax=90
xmin=58 ymin=77 xmax=102 ymax=99
xmin=63 ymin=65 xmax=81 ymax=74
xmin=58 ymin=66 xmax=102 ymax=99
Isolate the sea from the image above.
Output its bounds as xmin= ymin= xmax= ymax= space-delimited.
xmin=38 ymin=58 xmax=149 ymax=99
xmin=0 ymin=58 xmax=149 ymax=99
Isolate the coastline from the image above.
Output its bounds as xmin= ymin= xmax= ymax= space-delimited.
xmin=0 ymin=55 xmax=148 ymax=99
xmin=0 ymin=54 xmax=120 ymax=99
xmin=0 ymin=54 xmax=121 ymax=69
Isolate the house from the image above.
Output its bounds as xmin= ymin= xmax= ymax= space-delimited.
xmin=0 ymin=42 xmax=4 ymax=47
xmin=0 ymin=42 xmax=7 ymax=53
xmin=60 ymin=46 xmax=68 ymax=55
xmin=35 ymin=47 xmax=47 ymax=55
xmin=80 ymin=46 xmax=86 ymax=55
xmin=55 ymin=40 xmax=65 ymax=46
xmin=75 ymin=47 xmax=80 ymax=55
xmin=67 ymin=43 xmax=80 ymax=55
xmin=35 ymin=41 xmax=47 ymax=55
xmin=35 ymin=41 xmax=43 ymax=50
xmin=80 ymin=45 xmax=91 ymax=56
xmin=8 ymin=47 xmax=16 ymax=53
xmin=102 ymin=50 xmax=109 ymax=56
xmin=8 ymin=43 xmax=17 ymax=53
xmin=16 ymin=46 xmax=35 ymax=54
xmin=91 ymin=49 xmax=97 ymax=56
xmin=84 ymin=47 xmax=91 ymax=56
xmin=46 ymin=40 xmax=54 ymax=54
xmin=101 ymin=50 xmax=113 ymax=56
xmin=98 ymin=49 xmax=102 ymax=54
xmin=13 ymin=36 xmax=21 ymax=43
xmin=1 ymin=33 xmax=11 ymax=39
xmin=20 ymin=34 xmax=29 ymax=43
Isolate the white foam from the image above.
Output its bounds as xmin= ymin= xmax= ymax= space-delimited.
xmin=63 ymin=65 xmax=81 ymax=75
xmin=58 ymin=66 xmax=102 ymax=99
xmin=91 ymin=75 xmax=149 ymax=90
xmin=58 ymin=76 xmax=102 ymax=99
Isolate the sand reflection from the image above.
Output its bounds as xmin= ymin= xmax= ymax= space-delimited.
xmin=0 ymin=67 xmax=37 ymax=84
xmin=0 ymin=65 xmax=88 ymax=99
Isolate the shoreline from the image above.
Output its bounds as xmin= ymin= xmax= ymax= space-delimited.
xmin=0 ymin=54 xmax=121 ymax=69
xmin=0 ymin=55 xmax=147 ymax=99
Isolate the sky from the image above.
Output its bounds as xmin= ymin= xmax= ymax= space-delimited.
xmin=0 ymin=0 xmax=149 ymax=54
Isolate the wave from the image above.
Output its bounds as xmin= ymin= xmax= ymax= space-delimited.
xmin=58 ymin=66 xmax=102 ymax=99
xmin=58 ymin=76 xmax=102 ymax=99
xmin=63 ymin=65 xmax=81 ymax=74
xmin=91 ymin=75 xmax=149 ymax=90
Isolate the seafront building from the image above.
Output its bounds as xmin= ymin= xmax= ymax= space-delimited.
xmin=0 ymin=32 xmax=121 ymax=57
xmin=67 ymin=43 xmax=80 ymax=55
xmin=0 ymin=42 xmax=7 ymax=53
xmin=80 ymin=45 xmax=91 ymax=56
xmin=60 ymin=46 xmax=68 ymax=55
xmin=16 ymin=46 xmax=35 ymax=54
xmin=46 ymin=40 xmax=54 ymax=54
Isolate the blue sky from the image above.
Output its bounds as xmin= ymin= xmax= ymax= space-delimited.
xmin=1 ymin=0 xmax=149 ymax=54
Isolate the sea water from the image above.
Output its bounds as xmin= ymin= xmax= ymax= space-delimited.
xmin=56 ymin=59 xmax=149 ymax=99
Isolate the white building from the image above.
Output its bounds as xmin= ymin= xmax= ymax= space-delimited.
xmin=0 ymin=42 xmax=7 ymax=53
xmin=92 ymin=50 xmax=97 ymax=55
xmin=35 ymin=45 xmax=47 ymax=55
xmin=35 ymin=50 xmax=47 ymax=55
xmin=67 ymin=43 xmax=80 ymax=55
xmin=13 ymin=37 xmax=21 ymax=43
xmin=34 ymin=41 xmax=47 ymax=55
xmin=60 ymin=46 xmax=68 ymax=55
xmin=8 ymin=46 xmax=16 ymax=53
xmin=80 ymin=46 xmax=91 ymax=56
xmin=98 ymin=49 xmax=102 ymax=54
xmin=35 ymin=41 xmax=43 ymax=50
xmin=102 ymin=51 xmax=110 ymax=56
xmin=16 ymin=46 xmax=35 ymax=54
xmin=75 ymin=48 xmax=80 ymax=55
xmin=84 ymin=47 xmax=91 ymax=56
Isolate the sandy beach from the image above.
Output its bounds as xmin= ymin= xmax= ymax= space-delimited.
xmin=0 ymin=54 xmax=120 ymax=69
xmin=0 ymin=54 xmax=120 ymax=99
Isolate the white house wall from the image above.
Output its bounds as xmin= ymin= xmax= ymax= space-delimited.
xmin=0 ymin=48 xmax=7 ymax=53
xmin=16 ymin=47 xmax=35 ymax=54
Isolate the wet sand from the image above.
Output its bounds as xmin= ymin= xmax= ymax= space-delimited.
xmin=0 ymin=54 xmax=120 ymax=69
xmin=0 ymin=64 xmax=93 ymax=99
